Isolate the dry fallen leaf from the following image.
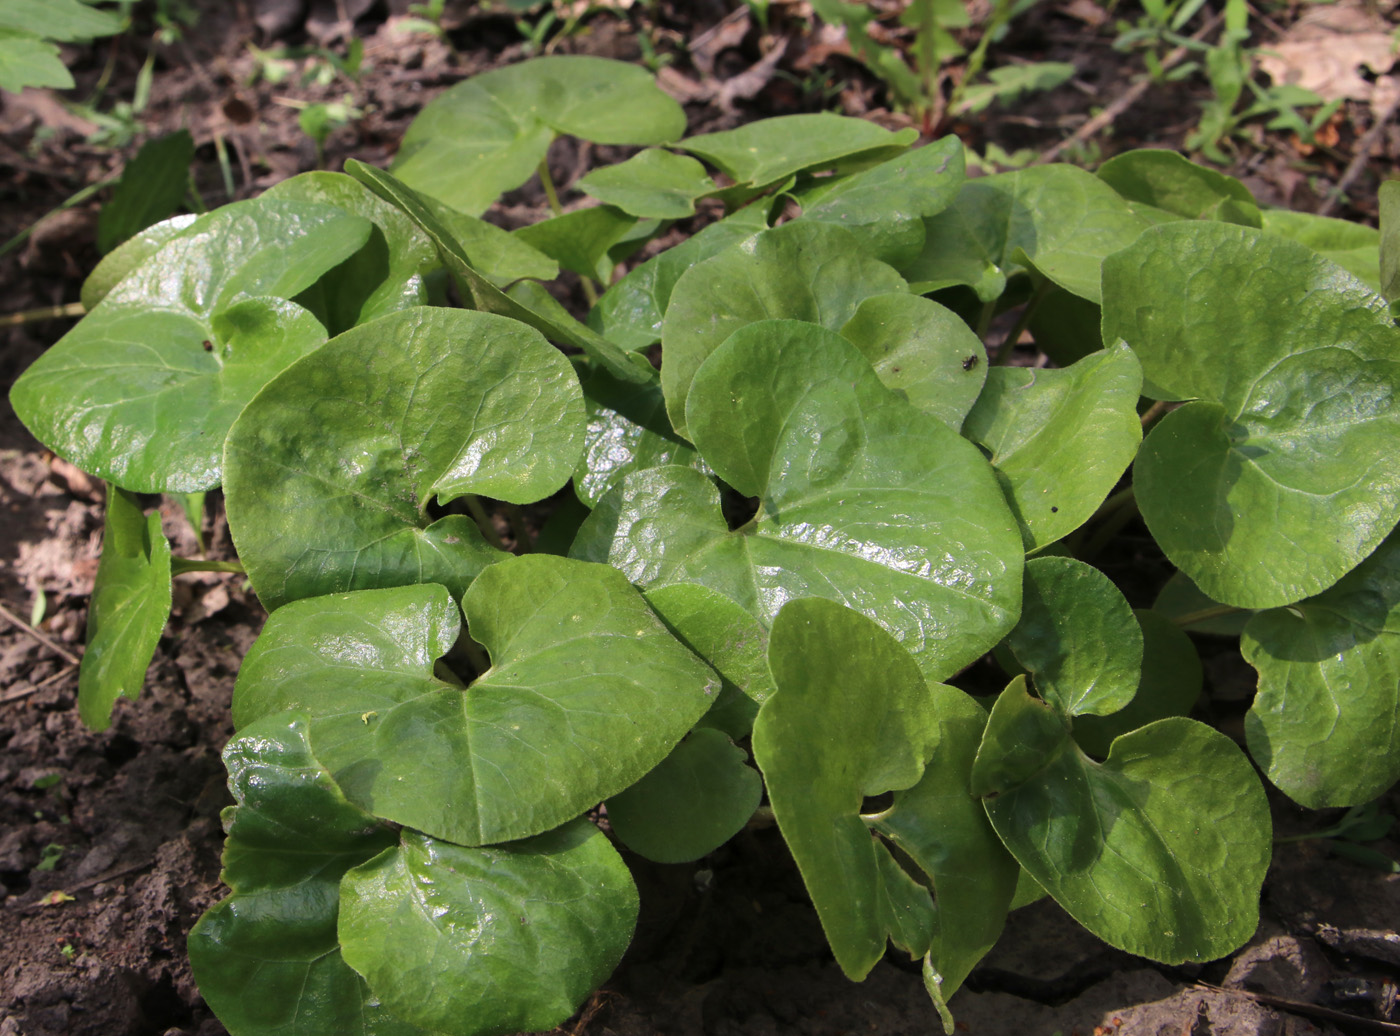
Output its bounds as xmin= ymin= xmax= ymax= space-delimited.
xmin=1255 ymin=0 xmax=1399 ymax=107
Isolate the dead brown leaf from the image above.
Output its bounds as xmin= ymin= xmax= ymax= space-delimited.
xmin=1255 ymin=0 xmax=1399 ymax=107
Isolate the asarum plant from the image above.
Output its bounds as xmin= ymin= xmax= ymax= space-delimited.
xmin=11 ymin=54 xmax=1400 ymax=1036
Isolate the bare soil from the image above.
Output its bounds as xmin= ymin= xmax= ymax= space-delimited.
xmin=3 ymin=2 xmax=1400 ymax=1034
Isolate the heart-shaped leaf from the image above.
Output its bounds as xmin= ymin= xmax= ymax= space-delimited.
xmin=78 ymin=488 xmax=172 ymax=731
xmin=224 ymin=307 xmax=581 ymax=609
xmin=1260 ymin=208 xmax=1382 ymax=295
xmin=233 ymin=558 xmax=719 ymax=845
xmin=97 ymin=130 xmax=196 ymax=254
xmin=961 ymin=343 xmax=1143 ymax=551
xmin=1005 ymin=556 xmax=1143 ymax=718
xmin=1104 ymin=221 xmax=1400 ymax=607
xmin=660 ymin=220 xmax=907 ymax=437
xmin=607 ymin=727 xmax=762 ymax=863
xmin=1097 ymin=149 xmax=1261 ymax=227
xmin=677 ymin=113 xmax=917 ymax=189
xmin=577 ymin=148 xmax=717 ymax=219
xmin=576 ymin=321 xmax=1023 ymax=680
xmin=796 ymin=135 xmax=966 ymax=268
xmin=11 ymin=199 xmax=370 ymax=492
xmin=346 ymin=159 xmax=654 ymax=384
xmin=1242 ymin=533 xmax=1400 ymax=808
xmin=753 ymin=598 xmax=939 ymax=979
xmin=868 ymin=686 xmax=1019 ymax=1033
xmin=589 ymin=201 xmax=769 ymax=351
xmin=971 ymin=678 xmax=1271 ymax=963
xmin=838 ymin=293 xmax=987 ymax=429
xmin=575 ymin=365 xmax=705 ymax=508
xmin=339 ymin=821 xmax=637 ymax=1036
xmin=391 ymin=56 xmax=685 ymax=214
xmin=1072 ymin=609 xmax=1202 ymax=758
xmin=905 ymin=164 xmax=1147 ymax=302
xmin=80 ymin=213 xmax=200 ymax=310
xmin=188 ymin=713 xmax=413 ymax=1036
xmin=513 ymin=204 xmax=638 ymax=280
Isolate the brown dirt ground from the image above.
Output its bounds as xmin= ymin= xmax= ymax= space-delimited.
xmin=3 ymin=2 xmax=1400 ymax=1034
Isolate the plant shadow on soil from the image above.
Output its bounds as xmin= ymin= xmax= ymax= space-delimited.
xmin=3 ymin=1 xmax=1400 ymax=1034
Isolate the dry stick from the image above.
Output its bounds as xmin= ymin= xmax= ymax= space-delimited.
xmin=0 ymin=601 xmax=81 ymax=666
xmin=1036 ymin=11 xmax=1226 ymax=165
xmin=0 ymin=302 xmax=87 ymax=328
xmin=0 ymin=664 xmax=76 ymax=706
xmin=1316 ymin=86 xmax=1400 ymax=217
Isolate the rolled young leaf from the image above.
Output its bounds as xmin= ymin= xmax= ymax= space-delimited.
xmin=78 ymin=487 xmax=172 ymax=731
xmin=224 ymin=306 xmax=582 ymax=609
xmin=338 ymin=822 xmax=638 ymax=1036
xmin=232 ymin=558 xmax=719 ymax=846
xmin=11 ymin=199 xmax=370 ymax=493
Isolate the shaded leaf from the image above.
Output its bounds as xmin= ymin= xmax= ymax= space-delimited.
xmin=1152 ymin=572 xmax=1253 ymax=636
xmin=577 ymin=148 xmax=717 ymax=219
xmin=97 ymin=131 xmax=196 ymax=254
xmin=1097 ymin=149 xmax=1261 ymax=227
xmin=513 ymin=204 xmax=637 ymax=280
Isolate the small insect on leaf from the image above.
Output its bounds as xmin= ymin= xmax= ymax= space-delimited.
xmin=962 ymin=355 xmax=979 ymax=371
xmin=361 ymin=711 xmax=378 ymax=724
xmin=202 ymin=340 xmax=214 ymax=351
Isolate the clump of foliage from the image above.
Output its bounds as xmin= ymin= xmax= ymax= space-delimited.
xmin=11 ymin=53 xmax=1400 ymax=1036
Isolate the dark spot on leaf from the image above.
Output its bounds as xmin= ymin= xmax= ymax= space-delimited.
xmin=1050 ymin=506 xmax=1058 ymax=513
xmin=201 ymin=340 xmax=214 ymax=351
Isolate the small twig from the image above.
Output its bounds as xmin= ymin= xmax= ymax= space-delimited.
xmin=0 ymin=665 xmax=76 ymax=706
xmin=1316 ymin=88 xmax=1400 ymax=217
xmin=170 ymin=558 xmax=245 ymax=576
xmin=0 ymin=601 xmax=81 ymax=666
xmin=16 ymin=859 xmax=157 ymax=913
xmin=465 ymin=497 xmax=508 ymax=552
xmin=1037 ymin=11 xmax=1226 ymax=165
xmin=1140 ymin=399 xmax=1170 ymax=428
xmin=0 ymin=302 xmax=86 ymax=328
xmin=1172 ymin=603 xmax=1246 ymax=627
xmin=537 ymin=156 xmax=564 ymax=217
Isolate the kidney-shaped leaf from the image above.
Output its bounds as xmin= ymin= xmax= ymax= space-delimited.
xmin=224 ymin=306 xmax=582 ymax=609
xmin=576 ymin=320 xmax=1023 ymax=681
xmin=11 ymin=200 xmax=369 ymax=493
xmin=391 ymin=56 xmax=685 ymax=215
xmin=233 ymin=559 xmax=719 ymax=845
xmin=188 ymin=713 xmax=413 ymax=1036
xmin=753 ymin=599 xmax=939 ymax=979
xmin=1242 ymin=533 xmax=1400 ymax=808
xmin=78 ymin=488 xmax=172 ymax=731
xmin=339 ymin=821 xmax=637 ymax=1036
xmin=1006 ymin=556 xmax=1143 ymax=718
xmin=961 ymin=343 xmax=1142 ymax=550
xmin=661 ymin=220 xmax=907 ymax=437
xmin=839 ymin=293 xmax=987 ymax=429
xmin=1096 ymin=148 xmax=1261 ymax=227
xmin=1104 ymin=221 xmax=1400 ymax=607
xmin=80 ymin=213 xmax=200 ymax=310
xmin=906 ymin=164 xmax=1147 ymax=303
xmin=577 ymin=148 xmax=717 ymax=219
xmin=1260 ymin=209 xmax=1382 ymax=295
xmin=971 ymin=679 xmax=1271 ymax=964
xmin=607 ymin=726 xmax=762 ymax=864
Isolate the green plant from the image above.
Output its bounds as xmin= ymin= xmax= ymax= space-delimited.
xmin=0 ymin=0 xmax=123 ymax=94
xmin=10 ymin=55 xmax=1400 ymax=1036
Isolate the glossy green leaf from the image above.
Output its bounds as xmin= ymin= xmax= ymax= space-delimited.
xmin=81 ymin=214 xmax=199 ymax=310
xmin=340 ymin=822 xmax=637 ymax=1036
xmin=972 ymin=679 xmax=1271 ymax=963
xmin=961 ymin=343 xmax=1143 ymax=551
xmin=188 ymin=713 xmax=414 ymax=1036
xmin=869 ymin=686 xmax=1019 ymax=1032
xmin=589 ymin=201 xmax=769 ymax=351
xmin=345 ymin=160 xmax=653 ymax=384
xmin=233 ymin=559 xmax=719 ymax=845
xmin=1096 ymin=149 xmax=1261 ymax=227
xmin=78 ymin=488 xmax=172 ymax=731
xmin=660 ymin=220 xmax=907 ymax=437
xmin=1072 ymin=609 xmax=1202 ymax=758
xmin=513 ymin=204 xmax=637 ymax=280
xmin=1242 ymin=534 xmax=1400 ymax=808
xmin=1152 ymin=572 xmax=1253 ymax=635
xmin=577 ymin=149 xmax=716 ymax=219
xmin=224 ymin=307 xmax=581 ymax=609
xmin=645 ymin=582 xmax=773 ymax=738
xmin=575 ymin=366 xmax=704 ymax=508
xmin=906 ymin=164 xmax=1147 ymax=302
xmin=838 ymin=293 xmax=987 ymax=429
xmin=607 ymin=727 xmax=762 ymax=863
xmin=11 ymin=200 xmax=368 ymax=492
xmin=262 ymin=171 xmax=442 ymax=333
xmin=0 ymin=0 xmax=121 ymax=40
xmin=97 ymin=130 xmax=196 ymax=254
xmin=391 ymin=56 xmax=686 ymax=214
xmin=753 ymin=599 xmax=939 ymax=979
xmin=1381 ymin=180 xmax=1400 ymax=302
xmin=678 ymin=114 xmax=917 ymax=189
xmin=0 ymin=29 xmax=72 ymax=92
xmin=1006 ymin=556 xmax=1143 ymax=718
xmin=576 ymin=321 xmax=1023 ymax=680
xmin=1260 ymin=208 xmax=1382 ymax=294
xmin=796 ymin=135 xmax=965 ymax=268
xmin=1104 ymin=221 xmax=1400 ymax=608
